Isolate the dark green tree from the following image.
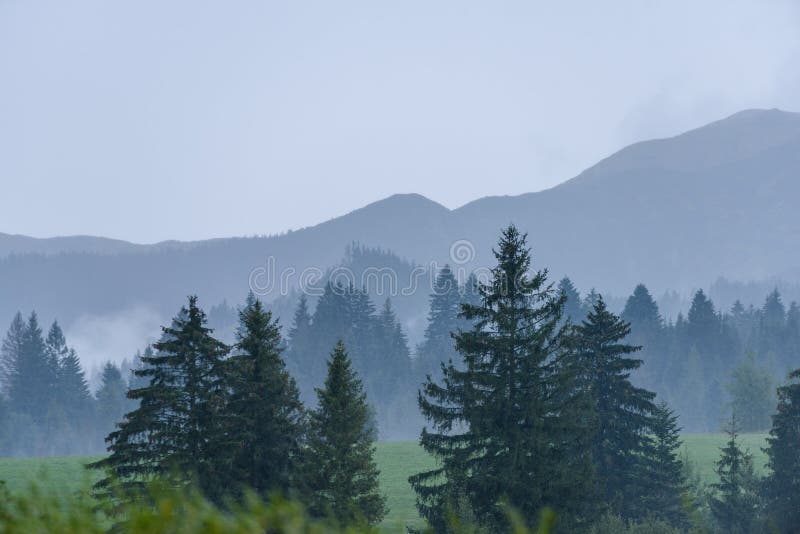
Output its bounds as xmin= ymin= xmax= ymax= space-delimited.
xmin=90 ymin=296 xmax=230 ymax=503
xmin=709 ymin=414 xmax=760 ymax=534
xmin=763 ymin=367 xmax=800 ymax=532
xmin=411 ymin=225 xmax=588 ymax=530
xmin=301 ymin=341 xmax=386 ymax=526
xmin=639 ymin=402 xmax=688 ymax=528
xmin=225 ymin=293 xmax=305 ymax=498
xmin=571 ymin=296 xmax=658 ymax=520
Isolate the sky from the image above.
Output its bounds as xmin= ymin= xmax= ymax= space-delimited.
xmin=2 ymin=0 xmax=800 ymax=243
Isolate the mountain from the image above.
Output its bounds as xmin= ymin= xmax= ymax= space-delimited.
xmin=0 ymin=233 xmax=196 ymax=257
xmin=3 ymin=108 xmax=800 ymax=342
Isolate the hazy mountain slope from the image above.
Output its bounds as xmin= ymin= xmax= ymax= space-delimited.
xmin=0 ymin=233 xmax=194 ymax=257
xmin=2 ymin=109 xmax=800 ymax=338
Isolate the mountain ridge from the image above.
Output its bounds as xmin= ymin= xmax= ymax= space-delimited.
xmin=2 ymin=108 xmax=800 ymax=332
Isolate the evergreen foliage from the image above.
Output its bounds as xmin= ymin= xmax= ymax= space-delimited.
xmin=91 ymin=296 xmax=230 ymax=502
xmin=709 ymin=415 xmax=760 ymax=534
xmin=763 ymin=367 xmax=800 ymax=532
xmin=301 ymin=340 xmax=387 ymax=526
xmin=639 ymin=402 xmax=688 ymax=528
xmin=415 ymin=265 xmax=463 ymax=381
xmin=411 ymin=225 xmax=587 ymax=530
xmin=94 ymin=362 xmax=128 ymax=440
xmin=571 ymin=296 xmax=658 ymax=520
xmin=225 ymin=292 xmax=305 ymax=498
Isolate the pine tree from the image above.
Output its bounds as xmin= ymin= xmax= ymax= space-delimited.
xmin=45 ymin=321 xmax=69 ymax=375
xmin=415 ymin=265 xmax=462 ymax=381
xmin=94 ymin=362 xmax=128 ymax=441
xmin=687 ymin=290 xmax=716 ymax=344
xmin=90 ymin=296 xmax=230 ymax=503
xmin=571 ymin=296 xmax=658 ymax=520
xmin=558 ymin=276 xmax=584 ymax=324
xmin=411 ymin=225 xmax=588 ymax=530
xmin=286 ymin=294 xmax=315 ymax=400
xmin=763 ymin=367 xmax=800 ymax=532
xmin=620 ymin=284 xmax=665 ymax=390
xmin=301 ymin=341 xmax=386 ymax=526
xmin=225 ymin=293 xmax=305 ymax=498
xmin=0 ymin=312 xmax=26 ymax=395
xmin=709 ymin=414 xmax=760 ymax=534
xmin=374 ymin=298 xmax=412 ymax=394
xmin=57 ymin=348 xmax=92 ymax=423
xmin=8 ymin=312 xmax=54 ymax=422
xmin=639 ymin=402 xmax=689 ymax=527
xmin=47 ymin=322 xmax=92 ymax=425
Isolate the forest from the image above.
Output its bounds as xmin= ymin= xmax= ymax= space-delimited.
xmin=0 ymin=226 xmax=798 ymax=533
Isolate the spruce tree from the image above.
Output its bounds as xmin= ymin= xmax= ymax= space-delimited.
xmin=225 ymin=293 xmax=305 ymax=498
xmin=8 ymin=312 xmax=54 ymax=422
xmin=301 ymin=341 xmax=386 ymax=526
xmin=558 ymin=276 xmax=584 ymax=324
xmin=571 ymin=296 xmax=658 ymax=520
xmin=90 ymin=296 xmax=230 ymax=503
xmin=620 ymin=284 xmax=665 ymax=390
xmin=709 ymin=414 xmax=760 ymax=534
xmin=639 ymin=402 xmax=688 ymax=528
xmin=57 ymin=348 xmax=92 ymax=424
xmin=763 ymin=367 xmax=800 ymax=532
xmin=94 ymin=362 xmax=128 ymax=441
xmin=416 ymin=265 xmax=468 ymax=381
xmin=411 ymin=225 xmax=588 ymax=530
xmin=0 ymin=312 xmax=25 ymax=395
xmin=285 ymin=294 xmax=314 ymax=398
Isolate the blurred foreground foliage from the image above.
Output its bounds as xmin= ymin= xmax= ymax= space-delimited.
xmin=0 ymin=480 xmax=557 ymax=534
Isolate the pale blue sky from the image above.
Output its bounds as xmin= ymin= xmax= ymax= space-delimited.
xmin=2 ymin=0 xmax=799 ymax=242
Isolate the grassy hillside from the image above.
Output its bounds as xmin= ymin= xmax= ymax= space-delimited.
xmin=0 ymin=434 xmax=769 ymax=532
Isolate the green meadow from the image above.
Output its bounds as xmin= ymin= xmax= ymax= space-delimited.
xmin=0 ymin=434 xmax=769 ymax=532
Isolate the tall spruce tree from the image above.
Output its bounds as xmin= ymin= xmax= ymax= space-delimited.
xmin=90 ymin=296 xmax=230 ymax=502
xmin=411 ymin=225 xmax=588 ymax=530
xmin=8 ymin=312 xmax=54 ymax=422
xmin=620 ymin=284 xmax=666 ymax=391
xmin=0 ymin=312 xmax=26 ymax=395
xmin=57 ymin=348 xmax=92 ymax=424
xmin=416 ymin=265 xmax=462 ymax=382
xmin=763 ymin=367 xmax=800 ymax=532
xmin=94 ymin=362 xmax=128 ymax=441
xmin=301 ymin=341 xmax=386 ymax=526
xmin=639 ymin=402 xmax=688 ymax=528
xmin=286 ymin=294 xmax=315 ymax=400
xmin=709 ymin=414 xmax=760 ymax=533
xmin=225 ymin=293 xmax=305 ymax=498
xmin=571 ymin=296 xmax=658 ymax=520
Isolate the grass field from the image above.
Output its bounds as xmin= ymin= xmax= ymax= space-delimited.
xmin=0 ymin=434 xmax=769 ymax=532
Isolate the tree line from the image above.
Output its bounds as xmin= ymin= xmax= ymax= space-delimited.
xmin=559 ymin=279 xmax=799 ymax=432
xmin=0 ymin=313 xmax=138 ymax=456
xmin=0 ymin=225 xmax=799 ymax=531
